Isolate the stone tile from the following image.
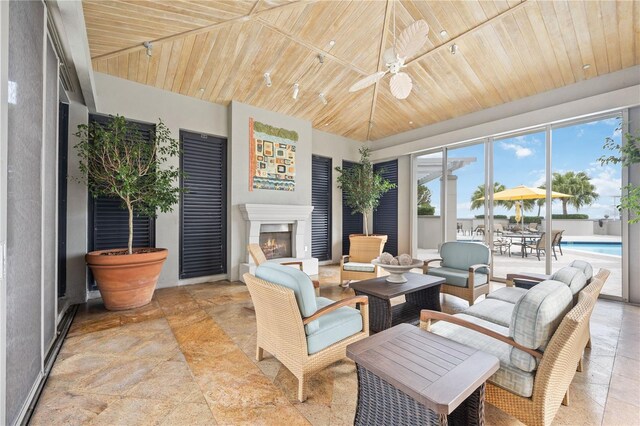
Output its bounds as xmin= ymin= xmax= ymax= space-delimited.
xmin=573 ymin=355 xmax=614 ymax=385
xmin=90 ymin=397 xmax=177 ymax=425
xmin=484 ymin=403 xmax=523 ymax=425
xmin=208 ymin=400 xmax=310 ymax=426
xmin=616 ymin=335 xmax=640 ymax=360
xmin=119 ymin=300 xmax=165 ymax=325
xmin=160 ymin=402 xmax=217 ymax=425
xmin=603 ymin=395 xmax=640 ymax=425
xmin=125 ymin=361 xmax=203 ymax=402
xmin=30 ymin=391 xmax=118 ymax=425
xmin=74 ymin=357 xmax=161 ymax=396
xmin=607 ymin=372 xmax=640 ymax=408
xmin=612 ymin=355 xmax=640 ymax=381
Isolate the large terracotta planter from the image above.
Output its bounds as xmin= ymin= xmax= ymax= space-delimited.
xmin=86 ymin=248 xmax=168 ymax=311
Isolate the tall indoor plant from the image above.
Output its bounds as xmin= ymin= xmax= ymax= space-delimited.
xmin=75 ymin=115 xmax=182 ymax=310
xmin=336 ymin=146 xmax=395 ymax=236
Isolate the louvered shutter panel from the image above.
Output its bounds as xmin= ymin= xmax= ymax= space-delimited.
xmin=341 ymin=160 xmax=364 ymax=255
xmin=180 ymin=132 xmax=227 ymax=278
xmin=88 ymin=115 xmax=156 ymax=290
xmin=373 ymin=160 xmax=398 ymax=256
xmin=312 ymin=155 xmax=332 ymax=261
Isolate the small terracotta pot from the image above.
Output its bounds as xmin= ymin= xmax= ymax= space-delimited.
xmin=85 ymin=248 xmax=168 ymax=311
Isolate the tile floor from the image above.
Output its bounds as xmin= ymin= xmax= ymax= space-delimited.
xmin=31 ymin=266 xmax=640 ymax=425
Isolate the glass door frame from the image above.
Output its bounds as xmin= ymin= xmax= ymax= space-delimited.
xmin=411 ymin=110 xmax=628 ymax=300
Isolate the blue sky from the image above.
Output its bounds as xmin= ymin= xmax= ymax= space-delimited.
xmin=421 ymin=117 xmax=622 ymax=219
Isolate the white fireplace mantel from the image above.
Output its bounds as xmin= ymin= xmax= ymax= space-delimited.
xmin=238 ymin=204 xmax=318 ymax=281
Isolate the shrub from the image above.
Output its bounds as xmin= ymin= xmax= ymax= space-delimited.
xmin=418 ymin=204 xmax=435 ymax=216
xmin=509 ymin=216 xmax=542 ymax=224
xmin=552 ymin=214 xmax=589 ymax=219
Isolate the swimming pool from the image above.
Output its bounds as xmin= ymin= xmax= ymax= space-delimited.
xmin=561 ymin=242 xmax=622 ymax=256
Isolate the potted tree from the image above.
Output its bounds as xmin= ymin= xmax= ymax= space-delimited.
xmin=75 ymin=115 xmax=182 ymax=310
xmin=336 ymin=146 xmax=396 ymax=244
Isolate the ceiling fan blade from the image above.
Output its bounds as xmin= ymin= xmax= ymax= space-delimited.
xmin=396 ymin=20 xmax=429 ymax=59
xmin=348 ymin=71 xmax=388 ymax=92
xmin=389 ymin=72 xmax=412 ymax=100
xmin=382 ymin=47 xmax=396 ymax=65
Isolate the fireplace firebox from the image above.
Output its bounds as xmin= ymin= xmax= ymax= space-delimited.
xmin=259 ymin=224 xmax=293 ymax=260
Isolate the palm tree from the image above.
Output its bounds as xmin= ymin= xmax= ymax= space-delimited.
xmin=552 ymin=171 xmax=599 ymax=214
xmin=470 ymin=182 xmax=535 ymax=211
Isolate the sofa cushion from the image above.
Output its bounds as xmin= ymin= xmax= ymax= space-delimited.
xmin=343 ymin=262 xmax=375 ymax=272
xmin=430 ymin=313 xmax=534 ymax=398
xmin=427 ymin=266 xmax=488 ymax=288
xmin=510 ymin=280 xmax=572 ymax=350
xmin=464 ymin=298 xmax=514 ymax=328
xmin=255 ymin=263 xmax=319 ymax=334
xmin=487 ymin=287 xmax=527 ymax=304
xmin=552 ymin=267 xmax=588 ymax=295
xmin=306 ymin=297 xmax=363 ymax=355
xmin=569 ymin=260 xmax=593 ymax=282
xmin=440 ymin=242 xmax=490 ymax=273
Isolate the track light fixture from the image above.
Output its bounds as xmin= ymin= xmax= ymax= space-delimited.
xmin=263 ymin=72 xmax=272 ymax=87
xmin=319 ymin=92 xmax=327 ymax=105
xmin=143 ymin=41 xmax=153 ymax=57
xmin=292 ymin=83 xmax=299 ymax=100
xmin=449 ymin=43 xmax=458 ymax=55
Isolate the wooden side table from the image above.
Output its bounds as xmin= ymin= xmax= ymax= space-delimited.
xmin=350 ymin=273 xmax=444 ymax=333
xmin=347 ymin=324 xmax=500 ymax=426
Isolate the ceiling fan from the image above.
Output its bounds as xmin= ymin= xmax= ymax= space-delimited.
xmin=349 ymin=18 xmax=429 ymax=100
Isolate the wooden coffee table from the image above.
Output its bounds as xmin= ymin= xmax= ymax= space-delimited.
xmin=347 ymin=324 xmax=500 ymax=426
xmin=350 ymin=273 xmax=444 ymax=333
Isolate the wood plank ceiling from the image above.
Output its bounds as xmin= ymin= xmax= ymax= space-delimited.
xmin=86 ymin=0 xmax=640 ymax=142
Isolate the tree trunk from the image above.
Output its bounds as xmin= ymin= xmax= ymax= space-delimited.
xmin=562 ymin=200 xmax=568 ymax=215
xmin=363 ymin=213 xmax=369 ymax=236
xmin=127 ymin=200 xmax=133 ymax=255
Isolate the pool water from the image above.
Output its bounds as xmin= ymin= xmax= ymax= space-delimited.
xmin=561 ymin=242 xmax=622 ymax=256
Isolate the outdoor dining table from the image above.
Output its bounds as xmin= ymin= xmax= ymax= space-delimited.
xmin=502 ymin=232 xmax=542 ymax=258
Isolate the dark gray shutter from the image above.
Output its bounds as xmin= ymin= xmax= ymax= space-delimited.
xmin=312 ymin=155 xmax=332 ymax=261
xmin=373 ymin=160 xmax=398 ymax=256
xmin=342 ymin=160 xmax=364 ymax=255
xmin=180 ymin=131 xmax=227 ymax=278
xmin=87 ymin=115 xmax=156 ymax=289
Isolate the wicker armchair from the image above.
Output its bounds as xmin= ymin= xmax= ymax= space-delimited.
xmin=340 ymin=235 xmax=386 ymax=285
xmin=421 ymin=269 xmax=609 ymax=426
xmin=423 ymin=242 xmax=491 ymax=306
xmin=244 ymin=269 xmax=369 ymax=402
xmin=248 ymin=243 xmax=320 ymax=295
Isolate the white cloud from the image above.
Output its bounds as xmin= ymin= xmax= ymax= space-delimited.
xmin=500 ymin=142 xmax=533 ymax=158
xmin=613 ymin=128 xmax=622 ymax=137
xmin=590 ymin=167 xmax=621 ymax=198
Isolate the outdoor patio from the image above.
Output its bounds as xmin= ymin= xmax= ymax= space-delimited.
xmin=31 ymin=265 xmax=640 ymax=425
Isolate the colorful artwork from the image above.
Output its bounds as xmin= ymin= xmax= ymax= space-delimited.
xmin=249 ymin=118 xmax=298 ymax=191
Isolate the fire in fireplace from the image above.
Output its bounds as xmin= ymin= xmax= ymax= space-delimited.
xmin=259 ymin=224 xmax=293 ymax=260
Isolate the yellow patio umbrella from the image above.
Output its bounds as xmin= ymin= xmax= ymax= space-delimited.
xmin=476 ymin=185 xmax=572 ymax=230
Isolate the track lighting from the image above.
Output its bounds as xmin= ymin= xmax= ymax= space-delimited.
xmin=292 ymin=83 xmax=299 ymax=100
xmin=317 ymin=54 xmax=325 ymax=64
xmin=319 ymin=92 xmax=327 ymax=105
xmin=143 ymin=41 xmax=153 ymax=57
xmin=264 ymin=72 xmax=272 ymax=87
xmin=449 ymin=43 xmax=458 ymax=55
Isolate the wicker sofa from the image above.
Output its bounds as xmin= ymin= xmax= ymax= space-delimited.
xmin=421 ymin=267 xmax=610 ymax=426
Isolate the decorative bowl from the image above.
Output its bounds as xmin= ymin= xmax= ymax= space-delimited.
xmin=371 ymin=259 xmax=424 ymax=283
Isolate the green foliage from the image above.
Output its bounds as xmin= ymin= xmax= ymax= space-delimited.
xmin=335 ymin=146 xmax=396 ymax=235
xmin=417 ymin=184 xmax=431 ymax=206
xmin=417 ymin=204 xmax=435 ymax=216
xmin=600 ymin=122 xmax=640 ymax=223
xmin=552 ymin=214 xmax=590 ymax=219
xmin=75 ymin=115 xmax=183 ymax=254
xmin=470 ymin=182 xmax=536 ymax=211
xmin=552 ymin=171 xmax=599 ymax=215
xmin=509 ymin=216 xmax=542 ymax=224
xmin=253 ymin=121 xmax=299 ymax=142
xmin=475 ymin=215 xmax=508 ymax=219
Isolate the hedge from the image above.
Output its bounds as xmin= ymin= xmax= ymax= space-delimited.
xmin=418 ymin=205 xmax=435 ymax=216
xmin=509 ymin=216 xmax=542 ymax=224
xmin=552 ymin=214 xmax=589 ymax=219
xmin=475 ymin=215 xmax=508 ymax=219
